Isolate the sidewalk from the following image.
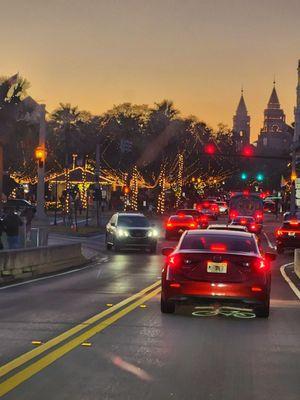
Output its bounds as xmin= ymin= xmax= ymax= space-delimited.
xmin=282 ymin=263 xmax=300 ymax=297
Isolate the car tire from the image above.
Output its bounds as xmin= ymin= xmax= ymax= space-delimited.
xmin=161 ymin=297 xmax=175 ymax=314
xmin=255 ymin=298 xmax=270 ymax=318
xmin=113 ymin=240 xmax=120 ymax=252
xmin=277 ymin=245 xmax=284 ymax=254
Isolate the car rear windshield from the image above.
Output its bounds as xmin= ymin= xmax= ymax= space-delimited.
xmin=180 ymin=234 xmax=257 ymax=253
xmin=170 ymin=215 xmax=193 ymax=222
xmin=283 ymin=222 xmax=300 ymax=230
xmin=177 ymin=210 xmax=199 ymax=216
xmin=118 ymin=216 xmax=150 ymax=227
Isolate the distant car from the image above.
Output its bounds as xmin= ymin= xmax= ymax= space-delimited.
xmin=207 ymin=224 xmax=248 ymax=232
xmin=200 ymin=208 xmax=218 ymax=221
xmin=275 ymin=218 xmax=300 ymax=254
xmin=175 ymin=209 xmax=208 ymax=228
xmin=264 ymin=201 xmax=276 ymax=213
xmin=231 ymin=216 xmax=262 ymax=234
xmin=217 ymin=201 xmax=228 ymax=215
xmin=161 ymin=230 xmax=276 ymax=317
xmin=105 ymin=213 xmax=158 ymax=253
xmin=165 ymin=215 xmax=197 ymax=240
xmin=195 ymin=200 xmax=219 ymax=219
xmin=3 ymin=199 xmax=36 ymax=215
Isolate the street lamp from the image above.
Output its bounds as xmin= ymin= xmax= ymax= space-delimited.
xmin=35 ymin=146 xmax=46 ymax=168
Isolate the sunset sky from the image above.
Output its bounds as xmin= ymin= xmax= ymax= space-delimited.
xmin=1 ymin=0 xmax=299 ymax=140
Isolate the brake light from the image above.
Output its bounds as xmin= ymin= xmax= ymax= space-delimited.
xmin=204 ymin=202 xmax=209 ymax=208
xmin=167 ymin=254 xmax=182 ymax=268
xmin=253 ymin=258 xmax=268 ymax=272
xmin=254 ymin=211 xmax=263 ymax=220
xmin=275 ymin=229 xmax=283 ymax=237
xmin=189 ymin=223 xmax=196 ymax=228
xmin=243 ymin=190 xmax=249 ymax=196
xmin=229 ymin=211 xmax=238 ymax=220
xmin=169 ymin=283 xmax=181 ymax=288
xmin=250 ymin=224 xmax=257 ymax=230
xmin=289 ymin=220 xmax=299 ymax=226
xmin=210 ymin=243 xmax=227 ymax=252
xmin=178 ymin=213 xmax=185 ymax=218
xmin=240 ymin=219 xmax=247 ymax=225
xmin=251 ymin=286 xmax=263 ymax=292
xmin=200 ymin=215 xmax=208 ymax=222
xmin=166 ymin=222 xmax=173 ymax=228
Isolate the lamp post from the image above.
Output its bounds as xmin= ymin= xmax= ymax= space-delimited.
xmin=34 ymin=104 xmax=49 ymax=245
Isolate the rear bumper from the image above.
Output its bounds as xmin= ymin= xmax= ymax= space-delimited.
xmin=276 ymin=237 xmax=300 ymax=249
xmin=163 ymin=280 xmax=269 ymax=305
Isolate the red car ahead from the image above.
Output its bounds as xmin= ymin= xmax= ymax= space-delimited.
xmin=161 ymin=230 xmax=276 ymax=317
xmin=231 ymin=216 xmax=262 ymax=234
xmin=175 ymin=209 xmax=209 ymax=229
xmin=165 ymin=215 xmax=197 ymax=240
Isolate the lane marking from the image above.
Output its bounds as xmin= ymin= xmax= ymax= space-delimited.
xmin=280 ymin=263 xmax=300 ymax=300
xmin=0 ymin=280 xmax=161 ymax=379
xmin=0 ymin=286 xmax=161 ymax=397
xmin=263 ymin=231 xmax=276 ymax=250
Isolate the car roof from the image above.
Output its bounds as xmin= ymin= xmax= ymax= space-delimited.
xmin=185 ymin=229 xmax=253 ymax=238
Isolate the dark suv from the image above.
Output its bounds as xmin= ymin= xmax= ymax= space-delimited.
xmin=106 ymin=213 xmax=158 ymax=253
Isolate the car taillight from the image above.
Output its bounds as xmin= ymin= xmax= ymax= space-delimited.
xmin=189 ymin=223 xmax=196 ymax=228
xmin=200 ymin=216 xmax=208 ymax=222
xmin=289 ymin=220 xmax=299 ymax=226
xmin=166 ymin=222 xmax=173 ymax=228
xmin=210 ymin=243 xmax=227 ymax=252
xmin=167 ymin=254 xmax=182 ymax=268
xmin=240 ymin=219 xmax=247 ymax=225
xmin=253 ymin=258 xmax=268 ymax=272
xmin=275 ymin=229 xmax=283 ymax=237
xmin=250 ymin=224 xmax=257 ymax=230
xmin=230 ymin=211 xmax=238 ymax=219
xmin=254 ymin=211 xmax=263 ymax=220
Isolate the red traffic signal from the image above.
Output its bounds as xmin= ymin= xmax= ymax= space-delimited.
xmin=241 ymin=145 xmax=254 ymax=157
xmin=204 ymin=143 xmax=216 ymax=155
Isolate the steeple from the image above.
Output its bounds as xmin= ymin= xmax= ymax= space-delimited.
xmin=233 ymin=88 xmax=250 ymax=148
xmin=236 ymin=89 xmax=248 ymax=115
xmin=268 ymin=81 xmax=280 ymax=109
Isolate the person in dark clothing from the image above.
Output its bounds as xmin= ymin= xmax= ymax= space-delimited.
xmin=0 ymin=219 xmax=4 ymax=250
xmin=3 ymin=208 xmax=23 ymax=249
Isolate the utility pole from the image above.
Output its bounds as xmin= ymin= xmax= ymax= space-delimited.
xmin=291 ymin=60 xmax=300 ymax=213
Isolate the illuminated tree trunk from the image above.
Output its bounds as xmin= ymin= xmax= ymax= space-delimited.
xmin=0 ymin=144 xmax=3 ymax=203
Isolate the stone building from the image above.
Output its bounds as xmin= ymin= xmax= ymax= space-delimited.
xmin=256 ymin=84 xmax=293 ymax=153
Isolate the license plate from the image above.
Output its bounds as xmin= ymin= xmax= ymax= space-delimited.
xmin=207 ymin=261 xmax=227 ymax=273
xmin=288 ymin=232 xmax=296 ymax=237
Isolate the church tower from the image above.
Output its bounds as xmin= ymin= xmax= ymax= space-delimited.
xmin=233 ymin=89 xmax=250 ymax=150
xmin=257 ymin=82 xmax=293 ymax=152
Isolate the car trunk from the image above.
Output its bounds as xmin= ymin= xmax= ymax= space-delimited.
xmin=175 ymin=252 xmax=257 ymax=283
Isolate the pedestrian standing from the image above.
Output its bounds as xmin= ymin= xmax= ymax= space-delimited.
xmin=3 ymin=208 xmax=23 ymax=249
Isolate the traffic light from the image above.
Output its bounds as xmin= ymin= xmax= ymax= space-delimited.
xmin=240 ymin=172 xmax=248 ymax=180
xmin=256 ymin=173 xmax=264 ymax=182
xmin=204 ymin=143 xmax=216 ymax=155
xmin=241 ymin=145 xmax=254 ymax=157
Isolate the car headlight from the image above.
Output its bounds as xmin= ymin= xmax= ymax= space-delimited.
xmin=148 ymin=228 xmax=159 ymax=237
xmin=117 ymin=228 xmax=129 ymax=237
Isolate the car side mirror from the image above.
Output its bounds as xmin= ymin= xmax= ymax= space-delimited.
xmin=110 ymin=222 xmax=115 ymax=227
xmin=162 ymin=247 xmax=174 ymax=256
xmin=265 ymin=252 xmax=277 ymax=262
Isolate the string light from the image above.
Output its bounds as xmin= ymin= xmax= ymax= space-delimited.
xmin=131 ymin=166 xmax=139 ymax=211
xmin=157 ymin=165 xmax=166 ymax=214
xmin=81 ymin=169 xmax=88 ymax=209
xmin=175 ymin=153 xmax=184 ymax=208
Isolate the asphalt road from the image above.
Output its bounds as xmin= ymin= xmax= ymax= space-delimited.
xmin=0 ymin=216 xmax=299 ymax=400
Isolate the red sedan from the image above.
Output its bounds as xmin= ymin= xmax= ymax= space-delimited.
xmin=165 ymin=215 xmax=197 ymax=240
xmin=161 ymin=230 xmax=276 ymax=317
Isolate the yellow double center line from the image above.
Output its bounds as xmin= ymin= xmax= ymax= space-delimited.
xmin=0 ymin=280 xmax=161 ymax=397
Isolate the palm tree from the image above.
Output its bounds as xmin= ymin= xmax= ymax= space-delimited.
xmin=0 ymin=75 xmax=29 ymax=200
